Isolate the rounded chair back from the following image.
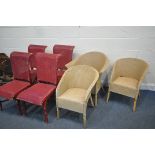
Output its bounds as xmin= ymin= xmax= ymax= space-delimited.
xmin=60 ymin=65 xmax=99 ymax=90
xmin=114 ymin=58 xmax=148 ymax=80
xmin=73 ymin=51 xmax=108 ymax=74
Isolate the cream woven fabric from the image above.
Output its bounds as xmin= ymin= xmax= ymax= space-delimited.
xmin=66 ymin=51 xmax=109 ymax=105
xmin=107 ymin=58 xmax=148 ymax=112
xmin=56 ymin=65 xmax=99 ymax=128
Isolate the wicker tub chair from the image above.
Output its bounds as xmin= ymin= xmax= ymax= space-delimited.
xmin=107 ymin=58 xmax=148 ymax=112
xmin=66 ymin=51 xmax=109 ymax=106
xmin=56 ymin=65 xmax=99 ymax=128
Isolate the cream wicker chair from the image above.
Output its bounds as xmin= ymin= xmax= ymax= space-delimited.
xmin=107 ymin=58 xmax=148 ymax=112
xmin=56 ymin=65 xmax=99 ymax=128
xmin=66 ymin=51 xmax=109 ymax=106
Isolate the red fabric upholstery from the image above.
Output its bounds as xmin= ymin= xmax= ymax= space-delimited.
xmin=57 ymin=69 xmax=65 ymax=82
xmin=52 ymin=53 xmax=64 ymax=82
xmin=17 ymin=53 xmax=58 ymax=106
xmin=10 ymin=52 xmax=32 ymax=81
xmin=28 ymin=44 xmax=47 ymax=54
xmin=0 ymin=80 xmax=31 ymax=100
xmin=53 ymin=44 xmax=75 ymax=69
xmin=16 ymin=53 xmax=59 ymax=122
xmin=36 ymin=53 xmax=58 ymax=84
xmin=17 ymin=83 xmax=56 ymax=105
xmin=53 ymin=54 xmax=63 ymax=69
xmin=0 ymin=52 xmax=32 ymax=100
xmin=28 ymin=44 xmax=47 ymax=68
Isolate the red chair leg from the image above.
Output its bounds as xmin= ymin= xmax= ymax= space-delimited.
xmin=0 ymin=102 xmax=2 ymax=111
xmin=43 ymin=101 xmax=48 ymax=123
xmin=16 ymin=100 xmax=22 ymax=115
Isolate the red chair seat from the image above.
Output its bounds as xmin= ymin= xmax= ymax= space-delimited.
xmin=0 ymin=80 xmax=31 ymax=100
xmin=17 ymin=83 xmax=56 ymax=105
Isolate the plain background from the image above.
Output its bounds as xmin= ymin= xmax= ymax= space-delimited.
xmin=0 ymin=0 xmax=155 ymax=155
xmin=0 ymin=26 xmax=155 ymax=90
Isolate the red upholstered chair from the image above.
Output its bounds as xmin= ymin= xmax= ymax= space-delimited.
xmin=0 ymin=52 xmax=32 ymax=111
xmin=17 ymin=53 xmax=58 ymax=122
xmin=28 ymin=44 xmax=47 ymax=82
xmin=53 ymin=44 xmax=75 ymax=82
xmin=28 ymin=44 xmax=47 ymax=68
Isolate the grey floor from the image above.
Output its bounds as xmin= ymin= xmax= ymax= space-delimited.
xmin=0 ymin=89 xmax=155 ymax=129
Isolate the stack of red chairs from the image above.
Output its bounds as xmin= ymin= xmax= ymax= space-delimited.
xmin=0 ymin=44 xmax=75 ymax=122
xmin=0 ymin=52 xmax=33 ymax=112
xmin=53 ymin=44 xmax=75 ymax=82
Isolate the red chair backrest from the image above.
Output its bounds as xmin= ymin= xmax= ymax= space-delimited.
xmin=10 ymin=51 xmax=32 ymax=82
xmin=35 ymin=53 xmax=58 ymax=85
xmin=28 ymin=44 xmax=47 ymax=68
xmin=53 ymin=44 xmax=75 ymax=69
xmin=28 ymin=44 xmax=47 ymax=54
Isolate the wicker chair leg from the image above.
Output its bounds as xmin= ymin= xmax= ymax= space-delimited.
xmin=133 ymin=98 xmax=137 ymax=112
xmin=90 ymin=95 xmax=94 ymax=107
xmin=95 ymin=93 xmax=98 ymax=106
xmin=57 ymin=107 xmax=60 ymax=119
xmin=106 ymin=90 xmax=110 ymax=103
xmin=83 ymin=113 xmax=86 ymax=128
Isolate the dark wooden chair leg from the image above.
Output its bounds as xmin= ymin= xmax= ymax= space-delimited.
xmin=22 ymin=102 xmax=27 ymax=115
xmin=16 ymin=100 xmax=22 ymax=115
xmin=43 ymin=101 xmax=48 ymax=123
xmin=0 ymin=102 xmax=2 ymax=111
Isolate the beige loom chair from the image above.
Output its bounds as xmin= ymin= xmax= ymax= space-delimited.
xmin=56 ymin=65 xmax=99 ymax=128
xmin=106 ymin=58 xmax=148 ymax=112
xmin=66 ymin=51 xmax=109 ymax=106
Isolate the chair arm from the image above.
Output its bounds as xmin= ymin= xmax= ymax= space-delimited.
xmin=85 ymin=74 xmax=99 ymax=102
xmin=137 ymin=67 xmax=148 ymax=89
xmin=109 ymin=62 xmax=118 ymax=83
xmin=56 ymin=78 xmax=68 ymax=97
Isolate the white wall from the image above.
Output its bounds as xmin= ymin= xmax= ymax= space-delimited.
xmin=0 ymin=26 xmax=155 ymax=90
